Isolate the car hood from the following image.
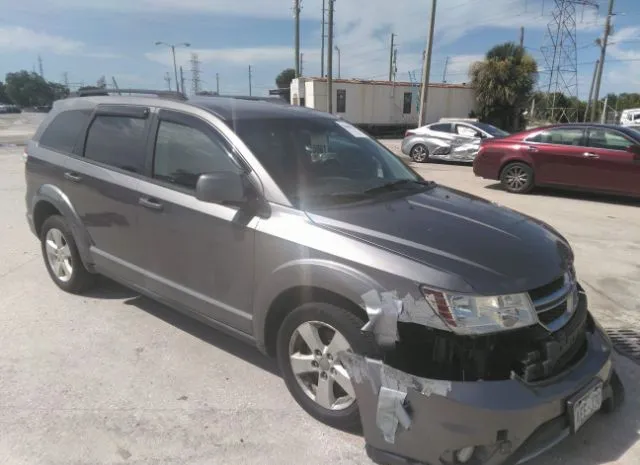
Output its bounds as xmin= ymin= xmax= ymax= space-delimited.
xmin=305 ymin=186 xmax=573 ymax=295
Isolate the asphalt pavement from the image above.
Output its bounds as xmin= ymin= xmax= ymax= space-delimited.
xmin=0 ymin=129 xmax=638 ymax=465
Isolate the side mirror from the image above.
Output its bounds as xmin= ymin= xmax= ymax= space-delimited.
xmin=195 ymin=171 xmax=246 ymax=205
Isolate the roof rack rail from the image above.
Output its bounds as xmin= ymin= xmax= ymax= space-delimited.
xmin=70 ymin=88 xmax=188 ymax=101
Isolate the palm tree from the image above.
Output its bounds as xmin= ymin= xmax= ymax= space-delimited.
xmin=470 ymin=42 xmax=538 ymax=131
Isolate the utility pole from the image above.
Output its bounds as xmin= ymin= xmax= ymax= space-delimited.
xmin=216 ymin=73 xmax=220 ymax=94
xmin=63 ymin=72 xmax=69 ymax=89
xmin=321 ymin=0 xmax=326 ymax=77
xmin=335 ymin=46 xmax=341 ymax=79
xmin=164 ymin=72 xmax=172 ymax=91
xmin=519 ymin=26 xmax=525 ymax=48
xmin=300 ymin=53 xmax=304 ymax=76
xmin=294 ymin=0 xmax=301 ymax=78
xmin=600 ymin=95 xmax=608 ymax=124
xmin=156 ymin=41 xmax=191 ymax=93
xmin=388 ymin=33 xmax=396 ymax=81
xmin=418 ymin=0 xmax=437 ymax=127
xmin=179 ymin=66 xmax=185 ymax=95
xmin=442 ymin=56 xmax=449 ymax=83
xmin=327 ymin=0 xmax=335 ymax=113
xmin=393 ymin=49 xmax=398 ymax=81
xmin=248 ymin=65 xmax=253 ymax=96
xmin=584 ymin=59 xmax=599 ymax=122
xmin=591 ymin=0 xmax=614 ymax=122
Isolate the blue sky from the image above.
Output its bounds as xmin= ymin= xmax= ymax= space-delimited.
xmin=1 ymin=0 xmax=639 ymax=98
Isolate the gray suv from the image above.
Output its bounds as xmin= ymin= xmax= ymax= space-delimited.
xmin=26 ymin=94 xmax=623 ymax=465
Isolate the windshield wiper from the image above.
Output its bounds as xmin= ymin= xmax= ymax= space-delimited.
xmin=363 ymin=179 xmax=435 ymax=194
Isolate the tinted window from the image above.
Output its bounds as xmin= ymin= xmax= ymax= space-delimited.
xmin=336 ymin=89 xmax=346 ymax=113
xmin=84 ymin=116 xmax=147 ymax=173
xmin=403 ymin=93 xmax=412 ymax=114
xmin=429 ymin=123 xmax=451 ymax=133
xmin=153 ymin=120 xmax=237 ymax=190
xmin=587 ymin=128 xmax=634 ymax=151
xmin=234 ymin=117 xmax=422 ymax=208
xmin=527 ymin=128 xmax=584 ymax=145
xmin=40 ymin=110 xmax=91 ymax=153
xmin=473 ymin=122 xmax=509 ymax=137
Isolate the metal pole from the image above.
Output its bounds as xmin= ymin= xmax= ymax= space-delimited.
xmin=248 ymin=65 xmax=252 ymax=96
xmin=519 ymin=26 xmax=525 ymax=48
xmin=442 ymin=56 xmax=449 ymax=83
xmin=600 ymin=95 xmax=608 ymax=124
xmin=584 ymin=59 xmax=599 ymax=122
xmin=388 ymin=33 xmax=395 ymax=81
xmin=591 ymin=0 xmax=614 ymax=122
xmin=294 ymin=0 xmax=301 ymax=77
xmin=321 ymin=0 xmax=326 ymax=77
xmin=171 ymin=45 xmax=179 ymax=93
xmin=327 ymin=0 xmax=334 ymax=113
xmin=418 ymin=0 xmax=437 ymax=127
xmin=335 ymin=46 xmax=341 ymax=79
xmin=216 ymin=73 xmax=220 ymax=94
xmin=179 ymin=66 xmax=185 ymax=95
xmin=300 ymin=53 xmax=304 ymax=76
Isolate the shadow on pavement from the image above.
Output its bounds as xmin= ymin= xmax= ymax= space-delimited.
xmin=484 ymin=183 xmax=640 ymax=207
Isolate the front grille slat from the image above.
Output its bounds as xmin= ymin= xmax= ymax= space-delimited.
xmin=529 ymin=271 xmax=577 ymax=331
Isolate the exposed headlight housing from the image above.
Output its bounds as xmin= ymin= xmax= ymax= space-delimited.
xmin=420 ymin=286 xmax=538 ymax=335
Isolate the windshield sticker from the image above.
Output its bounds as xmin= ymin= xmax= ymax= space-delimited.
xmin=336 ymin=121 xmax=368 ymax=138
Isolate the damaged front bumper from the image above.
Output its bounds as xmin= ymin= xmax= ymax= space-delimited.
xmin=341 ymin=321 xmax=618 ymax=465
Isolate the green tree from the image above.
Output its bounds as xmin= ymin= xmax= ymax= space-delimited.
xmin=275 ymin=68 xmax=296 ymax=89
xmin=49 ymin=82 xmax=70 ymax=101
xmin=0 ymin=81 xmax=10 ymax=103
xmin=470 ymin=42 xmax=538 ymax=131
xmin=5 ymin=70 xmax=54 ymax=107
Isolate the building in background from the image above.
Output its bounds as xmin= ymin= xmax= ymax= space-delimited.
xmin=290 ymin=77 xmax=476 ymax=136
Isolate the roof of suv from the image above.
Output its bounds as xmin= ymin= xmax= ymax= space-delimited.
xmin=53 ymin=94 xmax=334 ymax=124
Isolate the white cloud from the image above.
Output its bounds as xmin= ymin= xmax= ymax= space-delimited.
xmin=146 ymin=47 xmax=301 ymax=67
xmin=602 ymin=26 xmax=640 ymax=93
xmin=0 ymin=26 xmax=84 ymax=54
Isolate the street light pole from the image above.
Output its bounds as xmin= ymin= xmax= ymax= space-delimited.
xmin=334 ymin=46 xmax=341 ymax=79
xmin=155 ymin=41 xmax=191 ymax=93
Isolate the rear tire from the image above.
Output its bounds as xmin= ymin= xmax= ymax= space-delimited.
xmin=410 ymin=144 xmax=429 ymax=163
xmin=40 ymin=215 xmax=94 ymax=294
xmin=276 ymin=302 xmax=379 ymax=431
xmin=500 ymin=162 xmax=534 ymax=194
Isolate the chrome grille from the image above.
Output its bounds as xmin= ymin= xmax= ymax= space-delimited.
xmin=529 ymin=270 xmax=578 ymax=332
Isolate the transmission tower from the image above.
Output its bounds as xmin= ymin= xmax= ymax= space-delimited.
xmin=539 ymin=0 xmax=598 ymax=121
xmin=38 ymin=55 xmax=44 ymax=78
xmin=190 ymin=53 xmax=202 ymax=95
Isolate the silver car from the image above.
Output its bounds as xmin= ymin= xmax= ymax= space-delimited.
xmin=401 ymin=120 xmax=509 ymax=163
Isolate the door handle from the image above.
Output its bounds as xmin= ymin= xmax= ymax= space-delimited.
xmin=582 ymin=152 xmax=599 ymax=159
xmin=64 ymin=171 xmax=82 ymax=182
xmin=139 ymin=196 xmax=164 ymax=211
xmin=526 ymin=146 xmax=538 ymax=152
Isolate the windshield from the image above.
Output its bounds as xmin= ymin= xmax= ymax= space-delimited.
xmin=473 ymin=122 xmax=510 ymax=137
xmin=235 ymin=117 xmax=427 ymax=208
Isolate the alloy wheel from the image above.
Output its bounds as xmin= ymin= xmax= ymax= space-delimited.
xmin=504 ymin=166 xmax=529 ymax=191
xmin=411 ymin=145 xmax=428 ymax=162
xmin=288 ymin=321 xmax=356 ymax=411
xmin=45 ymin=228 xmax=73 ymax=283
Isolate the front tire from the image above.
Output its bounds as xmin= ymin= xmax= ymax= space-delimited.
xmin=40 ymin=215 xmax=94 ymax=294
xmin=500 ymin=162 xmax=534 ymax=194
xmin=276 ymin=302 xmax=378 ymax=431
xmin=410 ymin=144 xmax=429 ymax=163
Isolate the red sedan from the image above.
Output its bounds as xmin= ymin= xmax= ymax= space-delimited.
xmin=473 ymin=123 xmax=640 ymax=197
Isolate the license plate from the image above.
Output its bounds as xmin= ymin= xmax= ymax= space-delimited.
xmin=568 ymin=381 xmax=603 ymax=433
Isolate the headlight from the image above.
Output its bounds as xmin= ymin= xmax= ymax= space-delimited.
xmin=420 ymin=286 xmax=538 ymax=335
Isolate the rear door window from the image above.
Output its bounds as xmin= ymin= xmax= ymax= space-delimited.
xmin=527 ymin=128 xmax=585 ymax=145
xmin=429 ymin=123 xmax=452 ymax=133
xmin=153 ymin=119 xmax=238 ymax=190
xmin=39 ymin=110 xmax=92 ymax=154
xmin=84 ymin=115 xmax=148 ymax=173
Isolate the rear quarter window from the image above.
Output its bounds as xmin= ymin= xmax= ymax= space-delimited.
xmin=39 ymin=110 xmax=92 ymax=154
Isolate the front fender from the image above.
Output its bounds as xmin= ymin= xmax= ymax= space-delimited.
xmin=252 ymin=259 xmax=385 ymax=353
xmin=31 ymin=184 xmax=95 ymax=271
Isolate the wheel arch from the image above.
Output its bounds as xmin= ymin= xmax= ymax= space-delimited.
xmin=31 ymin=184 xmax=95 ymax=271
xmin=253 ymin=259 xmax=382 ymax=357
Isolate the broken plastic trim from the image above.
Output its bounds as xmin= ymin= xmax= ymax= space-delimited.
xmin=339 ymin=351 xmax=452 ymax=444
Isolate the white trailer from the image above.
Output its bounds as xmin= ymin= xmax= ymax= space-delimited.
xmin=290 ymin=77 xmax=476 ymax=135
